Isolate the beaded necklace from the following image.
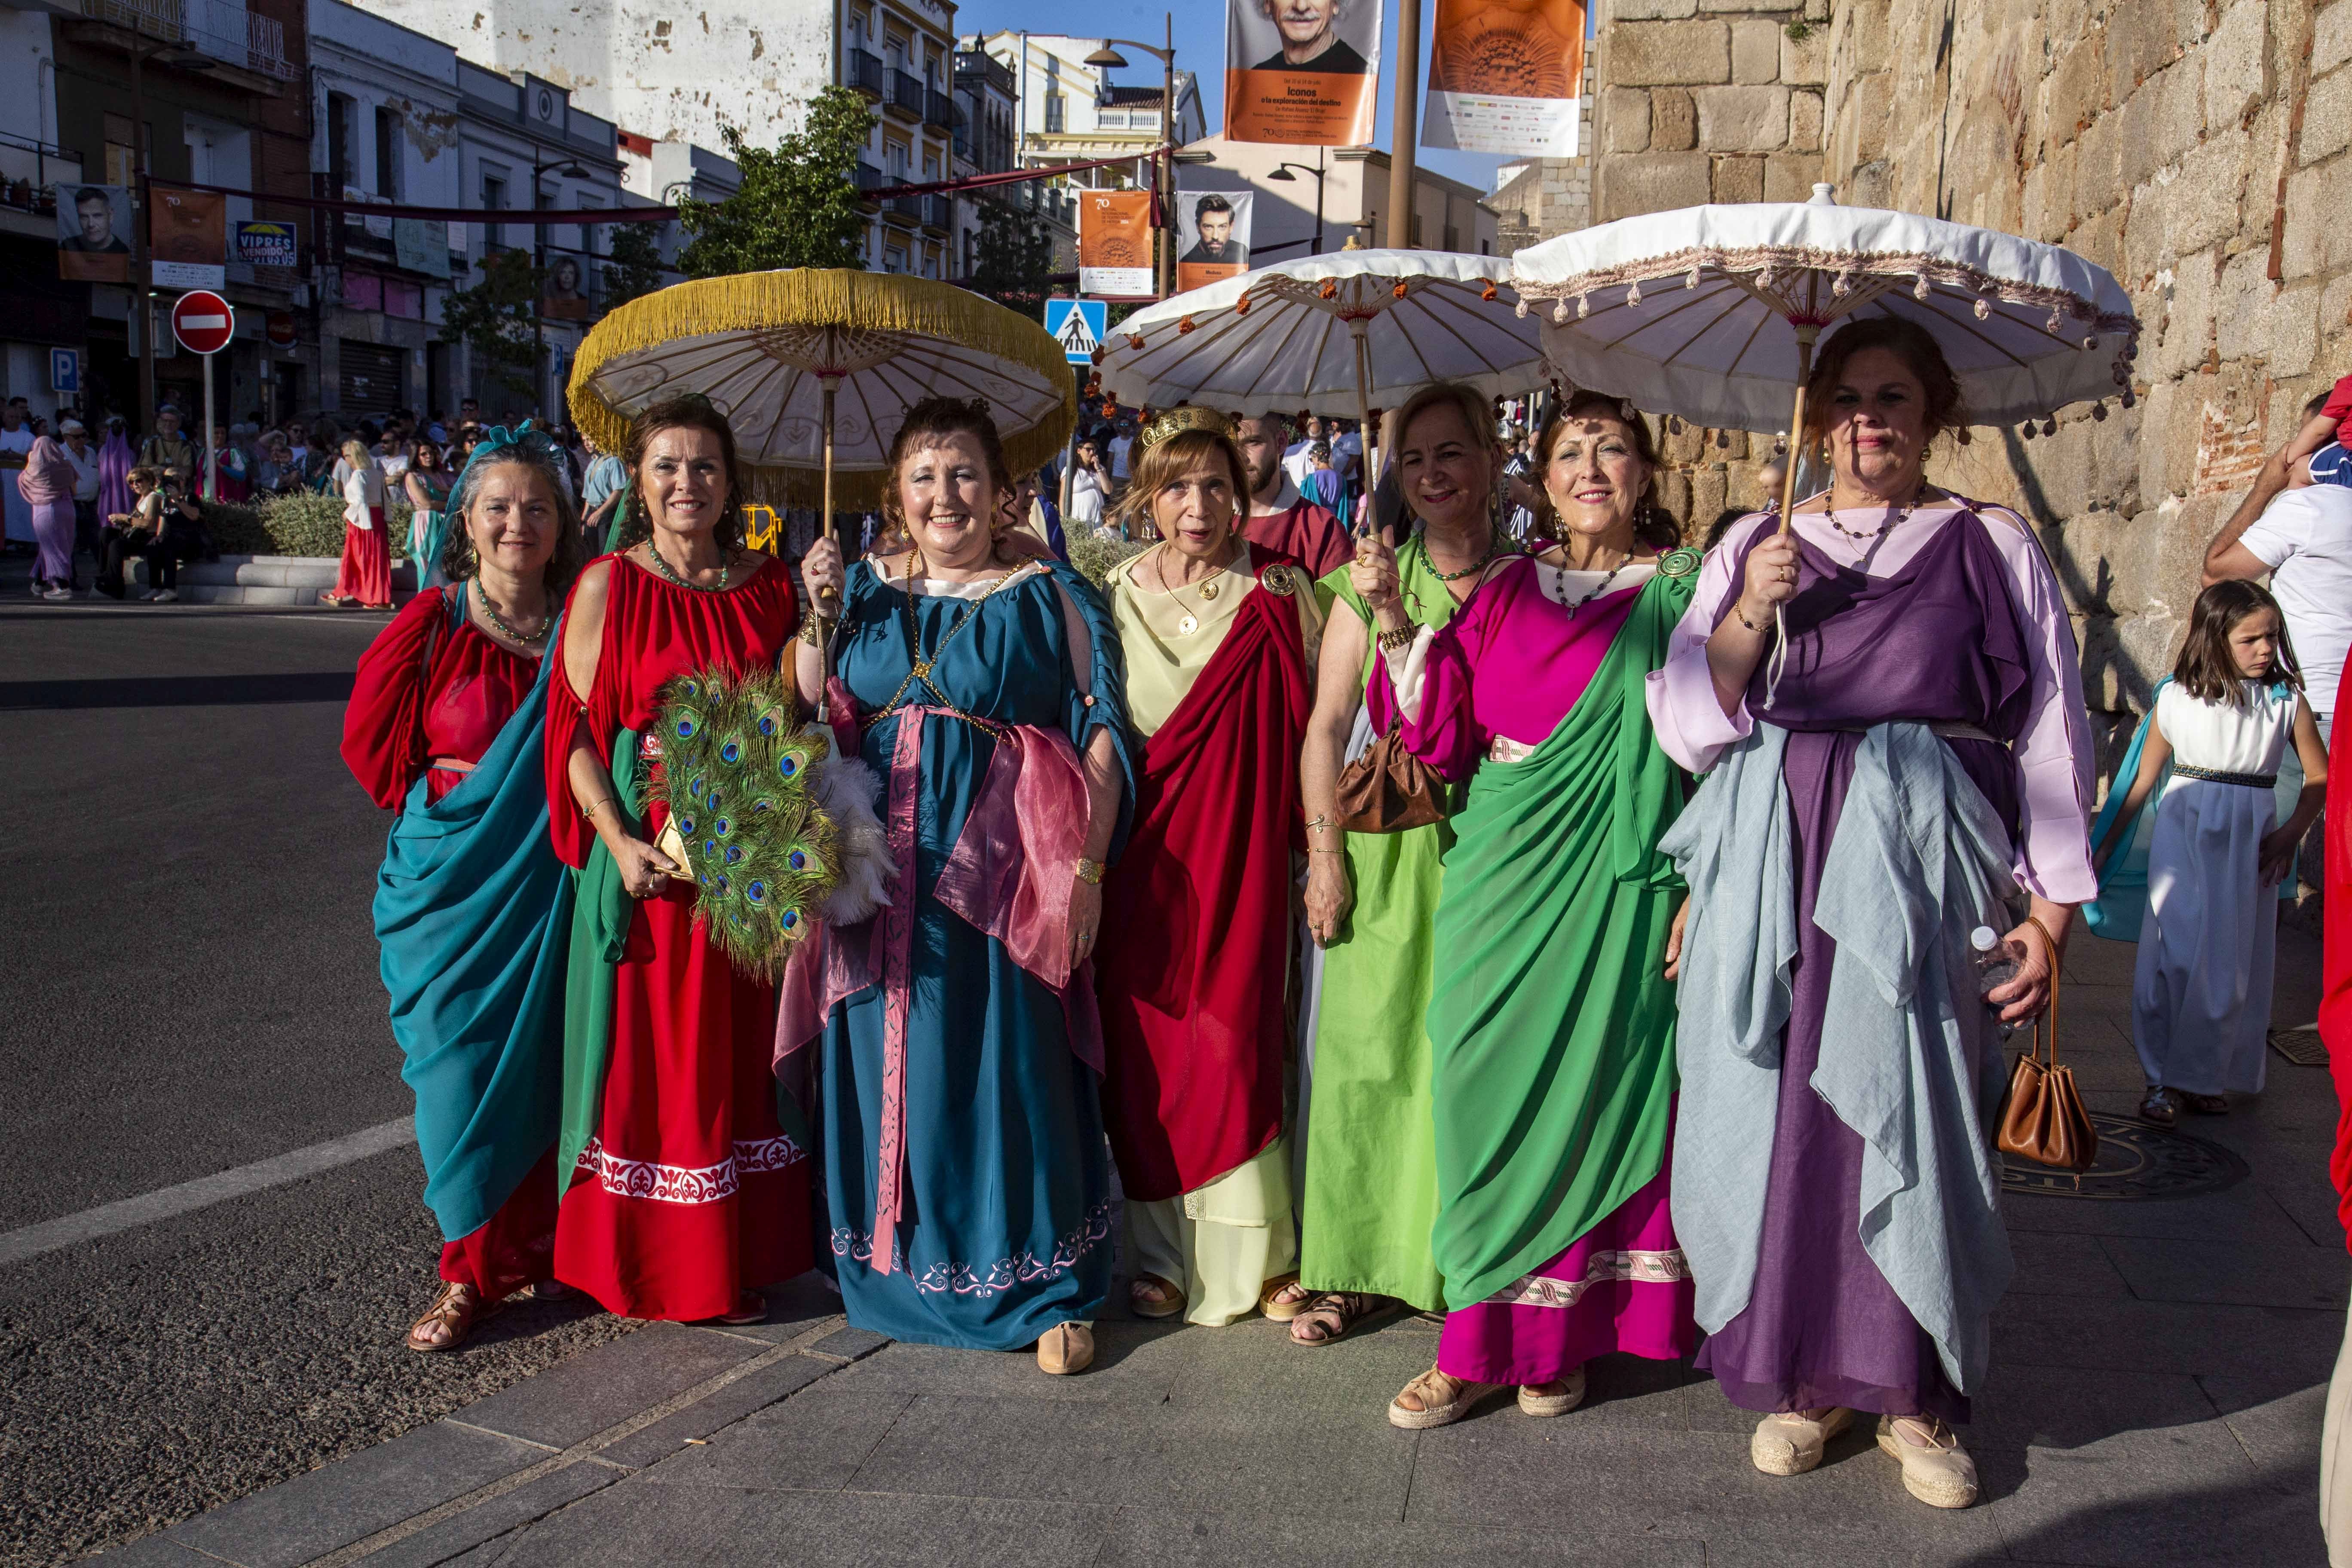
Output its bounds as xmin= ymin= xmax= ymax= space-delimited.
xmin=470 ymin=577 xmax=548 ymax=646
xmin=645 ymin=539 xmax=733 ymax=591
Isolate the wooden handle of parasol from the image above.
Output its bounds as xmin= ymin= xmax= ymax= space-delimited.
xmin=1776 ymin=327 xmax=1818 ymax=538
xmin=1351 ymin=325 xmax=1376 ymax=536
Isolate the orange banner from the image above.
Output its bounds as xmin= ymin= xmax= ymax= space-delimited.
xmin=1423 ymin=0 xmax=1586 ymax=157
xmin=1224 ymin=0 xmax=1381 ymax=146
xmin=1078 ymin=189 xmax=1155 ymax=299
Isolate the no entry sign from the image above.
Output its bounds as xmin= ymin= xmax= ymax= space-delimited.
xmin=171 ymin=291 xmax=235 ymax=357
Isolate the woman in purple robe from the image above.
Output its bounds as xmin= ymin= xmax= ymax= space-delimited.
xmin=1648 ymin=318 xmax=2097 ymax=1510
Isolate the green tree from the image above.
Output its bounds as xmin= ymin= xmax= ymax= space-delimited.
xmin=600 ymin=224 xmax=669 ymax=310
xmin=437 ymin=247 xmax=538 ymax=398
xmin=968 ymin=195 xmax=1055 ymax=320
xmin=678 ymin=90 xmax=876 ymax=277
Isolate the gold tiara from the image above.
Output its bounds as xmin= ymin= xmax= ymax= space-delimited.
xmin=1139 ymin=405 xmax=1236 ymax=453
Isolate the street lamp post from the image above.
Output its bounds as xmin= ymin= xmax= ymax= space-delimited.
xmin=1265 ymin=150 xmax=1328 ymax=257
xmin=1084 ymin=15 xmax=1177 ymax=297
xmin=530 ymin=156 xmax=588 ymax=420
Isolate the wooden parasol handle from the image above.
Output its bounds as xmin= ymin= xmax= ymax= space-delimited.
xmin=1776 ymin=324 xmax=1819 ymax=537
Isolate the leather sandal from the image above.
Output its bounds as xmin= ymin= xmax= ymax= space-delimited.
xmin=1258 ymin=1273 xmax=1309 ymax=1321
xmin=1289 ymin=1290 xmax=1400 ymax=1346
xmin=1387 ymin=1365 xmax=1497 ymax=1429
xmin=1751 ymin=1406 xmax=1853 ymax=1475
xmin=2180 ymin=1091 xmax=2229 ymax=1116
xmin=1036 ymin=1322 xmax=1095 ymax=1375
xmin=1129 ymin=1273 xmax=1186 ymax=1320
xmin=405 ymin=1281 xmax=493 ymax=1353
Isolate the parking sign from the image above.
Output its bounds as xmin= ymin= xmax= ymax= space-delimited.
xmin=49 ymin=347 xmax=78 ymax=394
xmin=1044 ymin=299 xmax=1107 ymax=365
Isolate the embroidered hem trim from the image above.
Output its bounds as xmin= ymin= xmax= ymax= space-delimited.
xmin=1483 ymin=1248 xmax=1692 ymax=1310
xmin=574 ymin=1134 xmax=805 ymax=1205
xmin=831 ymin=1197 xmax=1117 ymax=1298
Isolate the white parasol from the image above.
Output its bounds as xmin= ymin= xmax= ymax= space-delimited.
xmin=1092 ymin=249 xmax=1548 ymax=482
xmin=1509 ymin=186 xmax=2142 ymax=521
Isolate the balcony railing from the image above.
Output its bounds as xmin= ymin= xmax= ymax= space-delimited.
xmin=888 ymin=71 xmax=925 ymax=119
xmin=0 ymin=131 xmax=80 ymax=196
xmin=882 ymin=193 xmax=921 ymax=225
xmin=82 ymin=0 xmax=295 ymax=81
xmin=919 ymin=193 xmax=951 ymax=233
xmin=848 ymin=49 xmax=884 ymax=99
xmin=924 ymin=89 xmax=956 ymax=132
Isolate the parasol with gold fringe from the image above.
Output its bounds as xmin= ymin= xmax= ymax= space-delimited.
xmin=567 ymin=270 xmax=1077 ymax=532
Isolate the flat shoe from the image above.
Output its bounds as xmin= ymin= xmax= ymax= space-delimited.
xmin=2180 ymin=1091 xmax=2228 ymax=1116
xmin=1518 ymin=1368 xmax=1587 ymax=1417
xmin=1877 ymin=1414 xmax=1979 ymax=1508
xmin=1387 ymin=1366 xmax=1496 ymax=1430
xmin=718 ymin=1290 xmax=766 ymax=1325
xmin=1037 ymin=1322 xmax=1094 ymax=1375
xmin=1129 ymin=1273 xmax=1185 ymax=1320
xmin=1751 ymin=1406 xmax=1853 ymax=1476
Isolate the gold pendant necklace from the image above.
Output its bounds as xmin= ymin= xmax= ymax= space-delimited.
xmin=1158 ymin=544 xmax=1219 ymax=636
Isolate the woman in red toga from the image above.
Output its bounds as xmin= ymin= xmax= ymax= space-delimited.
xmin=546 ymin=395 xmax=814 ymax=1323
xmin=342 ymin=427 xmax=582 ymax=1350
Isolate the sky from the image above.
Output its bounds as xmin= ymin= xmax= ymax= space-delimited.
xmin=952 ymin=0 xmax=1554 ymax=195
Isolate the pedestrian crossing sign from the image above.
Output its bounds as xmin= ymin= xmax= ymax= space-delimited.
xmin=1045 ymin=299 xmax=1107 ymax=365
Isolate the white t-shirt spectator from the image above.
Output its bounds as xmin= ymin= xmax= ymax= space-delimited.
xmin=1108 ymin=432 xmax=1133 ymax=481
xmin=2241 ymin=484 xmax=2352 ymax=716
xmin=64 ymin=443 xmax=101 ymax=502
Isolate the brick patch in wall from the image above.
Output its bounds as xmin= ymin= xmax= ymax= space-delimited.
xmin=2192 ymin=398 xmax=2269 ymax=497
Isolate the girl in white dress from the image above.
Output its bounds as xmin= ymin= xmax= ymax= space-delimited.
xmin=2093 ymin=581 xmax=2329 ymax=1124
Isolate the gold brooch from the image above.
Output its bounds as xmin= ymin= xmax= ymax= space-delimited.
xmin=1658 ymin=547 xmax=1701 ymax=579
xmin=1260 ymin=564 xmax=1296 ymax=597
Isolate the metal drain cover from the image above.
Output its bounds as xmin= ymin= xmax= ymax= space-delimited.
xmin=2270 ymin=1027 xmax=2329 ymax=1067
xmin=2002 ymin=1113 xmax=2248 ymax=1201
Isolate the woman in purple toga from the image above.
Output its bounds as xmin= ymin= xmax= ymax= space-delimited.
xmin=1649 ymin=318 xmax=2096 ymax=1510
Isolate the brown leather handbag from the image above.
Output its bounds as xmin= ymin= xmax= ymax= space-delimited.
xmin=1995 ymin=918 xmax=2097 ymax=1171
xmin=1332 ymin=718 xmax=1449 ymax=833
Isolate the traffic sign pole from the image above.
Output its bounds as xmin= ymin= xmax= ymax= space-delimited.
xmin=170 ymin=291 xmax=235 ymax=503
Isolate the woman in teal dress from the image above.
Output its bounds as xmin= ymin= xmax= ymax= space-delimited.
xmin=783 ymin=395 xmax=1134 ymax=1375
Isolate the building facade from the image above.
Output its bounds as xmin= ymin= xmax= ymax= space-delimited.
xmin=309 ymin=0 xmax=625 ymax=423
xmin=368 ymin=0 xmax=965 ymax=281
xmin=1173 ymin=138 xmax=1500 ymax=267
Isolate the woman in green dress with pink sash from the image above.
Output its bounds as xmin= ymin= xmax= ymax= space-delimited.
xmin=1355 ymin=391 xmax=1701 ymax=1427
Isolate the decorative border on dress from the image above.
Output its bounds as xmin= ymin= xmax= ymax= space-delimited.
xmin=573 ymin=1134 xmax=805 ymax=1206
xmin=830 ymin=1197 xmax=1117 ymax=1298
xmin=1484 ymin=1247 xmax=1692 ymax=1310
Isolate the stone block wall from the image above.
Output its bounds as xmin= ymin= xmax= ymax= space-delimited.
xmin=1586 ymin=0 xmax=2352 ymax=790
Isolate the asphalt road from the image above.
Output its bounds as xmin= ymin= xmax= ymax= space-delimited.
xmin=0 ymin=596 xmax=637 ymax=1567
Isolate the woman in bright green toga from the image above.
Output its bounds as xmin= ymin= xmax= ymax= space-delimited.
xmin=1285 ymin=385 xmax=1514 ymax=1340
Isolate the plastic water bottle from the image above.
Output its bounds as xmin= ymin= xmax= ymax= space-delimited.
xmin=1971 ymin=926 xmax=2020 ymax=1037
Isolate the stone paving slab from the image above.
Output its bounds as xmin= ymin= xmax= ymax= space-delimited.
xmin=449 ymin=1324 xmax=766 ymax=1451
xmin=159 ymin=1419 xmax=546 ymax=1568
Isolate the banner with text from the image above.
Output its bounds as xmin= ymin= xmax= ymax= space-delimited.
xmin=1225 ymin=0 xmax=1380 ymax=147
xmin=149 ymin=187 xmax=226 ymax=289
xmin=55 ymin=184 xmax=132 ymax=283
xmin=1078 ymin=188 xmax=1155 ymax=299
xmin=235 ymin=219 xmax=298 ymax=269
xmin=1422 ymin=0 xmax=1585 ymax=158
xmin=1175 ymin=190 xmax=1254 ymax=294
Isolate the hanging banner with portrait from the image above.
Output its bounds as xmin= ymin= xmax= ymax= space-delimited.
xmin=1174 ymin=190 xmax=1253 ymax=294
xmin=1224 ymin=0 xmax=1381 ymax=147
xmin=1078 ymin=188 xmax=1156 ymax=300
xmin=55 ymin=184 xmax=133 ymax=283
xmin=1422 ymin=0 xmax=1586 ymax=158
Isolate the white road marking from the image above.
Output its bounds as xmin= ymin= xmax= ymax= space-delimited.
xmin=0 ymin=1118 xmax=416 ymax=1266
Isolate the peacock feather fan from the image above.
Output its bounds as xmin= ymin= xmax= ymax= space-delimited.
xmin=652 ymin=664 xmax=852 ymax=981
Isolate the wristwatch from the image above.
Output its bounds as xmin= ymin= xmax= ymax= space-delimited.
xmin=1075 ymin=857 xmax=1106 ymax=885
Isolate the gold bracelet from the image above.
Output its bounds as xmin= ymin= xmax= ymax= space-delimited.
xmin=1075 ymin=856 xmax=1106 ymax=885
xmin=1733 ymin=600 xmax=1771 ymax=634
xmin=1377 ymin=622 xmax=1417 ymax=653
xmin=1310 ymin=846 xmax=1346 ymax=854
xmin=797 ymin=614 xmax=828 ymax=647
xmin=583 ymin=796 xmax=619 ymax=823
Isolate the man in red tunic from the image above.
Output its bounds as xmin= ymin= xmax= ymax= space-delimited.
xmin=1237 ymin=412 xmax=1351 ymax=578
xmin=2321 ymin=645 xmax=2352 ymax=1554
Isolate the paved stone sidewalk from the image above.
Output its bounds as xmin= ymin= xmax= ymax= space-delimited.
xmin=94 ymin=930 xmax=2349 ymax=1567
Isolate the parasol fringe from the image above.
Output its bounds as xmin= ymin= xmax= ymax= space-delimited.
xmin=567 ymin=270 xmax=1078 ymax=513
